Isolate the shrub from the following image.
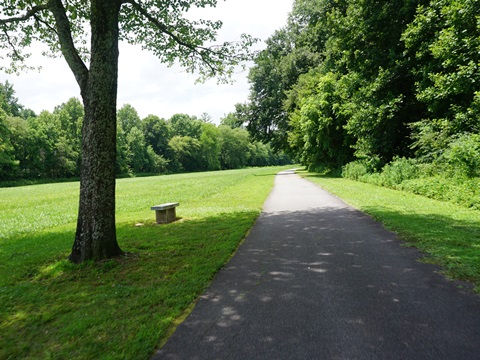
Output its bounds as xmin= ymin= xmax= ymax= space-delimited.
xmin=439 ymin=133 xmax=480 ymax=178
xmin=380 ymin=157 xmax=418 ymax=187
xmin=399 ymin=176 xmax=480 ymax=210
xmin=342 ymin=161 xmax=369 ymax=180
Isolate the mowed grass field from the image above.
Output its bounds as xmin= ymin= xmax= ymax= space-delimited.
xmin=0 ymin=167 xmax=291 ymax=360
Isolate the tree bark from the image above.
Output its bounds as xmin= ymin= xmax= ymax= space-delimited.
xmin=69 ymin=0 xmax=123 ymax=263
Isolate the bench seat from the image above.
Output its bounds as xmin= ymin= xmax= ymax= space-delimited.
xmin=151 ymin=202 xmax=179 ymax=224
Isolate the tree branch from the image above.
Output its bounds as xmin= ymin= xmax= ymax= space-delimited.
xmin=34 ymin=13 xmax=58 ymax=37
xmin=2 ymin=27 xmax=25 ymax=61
xmin=47 ymin=0 xmax=89 ymax=94
xmin=0 ymin=4 xmax=49 ymax=24
xmin=122 ymin=0 xmax=218 ymax=74
xmin=0 ymin=2 xmax=88 ymax=92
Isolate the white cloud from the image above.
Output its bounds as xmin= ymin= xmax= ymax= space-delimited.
xmin=0 ymin=0 xmax=293 ymax=123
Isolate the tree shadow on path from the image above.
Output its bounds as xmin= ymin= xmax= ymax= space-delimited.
xmin=156 ymin=206 xmax=480 ymax=360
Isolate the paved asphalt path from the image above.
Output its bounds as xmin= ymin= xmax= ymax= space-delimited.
xmin=154 ymin=171 xmax=480 ymax=359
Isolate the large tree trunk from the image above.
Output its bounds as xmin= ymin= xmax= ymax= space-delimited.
xmin=69 ymin=0 xmax=123 ymax=263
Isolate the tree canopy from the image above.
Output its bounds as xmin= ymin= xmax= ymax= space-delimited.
xmin=241 ymin=0 xmax=480 ymax=173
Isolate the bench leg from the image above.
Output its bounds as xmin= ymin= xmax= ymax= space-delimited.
xmin=155 ymin=208 xmax=177 ymax=224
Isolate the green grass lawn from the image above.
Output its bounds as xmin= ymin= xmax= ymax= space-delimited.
xmin=301 ymin=171 xmax=480 ymax=293
xmin=0 ymin=166 xmax=291 ymax=360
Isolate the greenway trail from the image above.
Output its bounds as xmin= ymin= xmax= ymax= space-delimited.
xmin=155 ymin=171 xmax=480 ymax=359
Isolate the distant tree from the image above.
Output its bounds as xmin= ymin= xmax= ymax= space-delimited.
xmin=247 ymin=141 xmax=269 ymax=167
xmin=200 ymin=112 xmax=213 ymax=123
xmin=0 ymin=81 xmax=35 ymax=119
xmin=219 ymin=125 xmax=251 ymax=169
xmin=52 ymin=135 xmax=80 ymax=177
xmin=4 ymin=115 xmax=29 ymax=177
xmin=0 ymin=81 xmax=21 ymax=117
xmin=169 ymin=113 xmax=203 ymax=139
xmin=200 ymin=122 xmax=222 ymax=170
xmin=25 ymin=111 xmax=60 ymax=178
xmin=54 ymin=97 xmax=84 ymax=140
xmin=142 ymin=114 xmax=170 ymax=156
xmin=168 ymin=135 xmax=202 ymax=172
xmin=0 ymin=1 xmax=255 ymax=263
xmin=146 ymin=146 xmax=169 ymax=173
xmin=0 ymin=109 xmax=18 ymax=179
xmin=220 ymin=112 xmax=243 ymax=129
xmin=116 ymin=124 xmax=130 ymax=176
xmin=126 ymin=126 xmax=148 ymax=172
xmin=118 ymin=104 xmax=141 ymax=134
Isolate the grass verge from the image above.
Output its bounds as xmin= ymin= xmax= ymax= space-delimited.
xmin=0 ymin=166 xmax=291 ymax=360
xmin=300 ymin=171 xmax=480 ymax=293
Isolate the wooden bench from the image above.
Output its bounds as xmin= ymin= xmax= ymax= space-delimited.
xmin=151 ymin=202 xmax=179 ymax=224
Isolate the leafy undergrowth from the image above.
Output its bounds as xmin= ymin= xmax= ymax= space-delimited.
xmin=342 ymin=158 xmax=480 ymax=210
xmin=0 ymin=166 xmax=291 ymax=360
xmin=301 ymin=171 xmax=480 ymax=293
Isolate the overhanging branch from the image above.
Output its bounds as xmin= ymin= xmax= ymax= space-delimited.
xmin=2 ymin=28 xmax=23 ymax=61
xmin=0 ymin=1 xmax=88 ymax=93
xmin=122 ymin=0 xmax=219 ymax=74
xmin=0 ymin=4 xmax=49 ymax=24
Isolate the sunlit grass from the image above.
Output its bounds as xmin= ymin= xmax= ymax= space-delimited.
xmin=0 ymin=166 xmax=291 ymax=360
xmin=301 ymin=171 xmax=480 ymax=293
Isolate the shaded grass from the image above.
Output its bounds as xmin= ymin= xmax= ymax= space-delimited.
xmin=301 ymin=171 xmax=480 ymax=293
xmin=0 ymin=166 xmax=291 ymax=360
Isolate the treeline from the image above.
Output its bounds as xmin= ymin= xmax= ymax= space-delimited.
xmin=0 ymin=81 xmax=290 ymax=182
xmin=240 ymin=0 xmax=480 ymax=186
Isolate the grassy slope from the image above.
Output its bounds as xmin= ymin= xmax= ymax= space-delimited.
xmin=301 ymin=172 xmax=480 ymax=293
xmin=0 ymin=167 xmax=290 ymax=360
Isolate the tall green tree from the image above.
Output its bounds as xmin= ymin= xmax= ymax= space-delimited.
xmin=168 ymin=135 xmax=202 ymax=172
xmin=327 ymin=0 xmax=425 ymax=163
xmin=245 ymin=0 xmax=333 ymax=152
xmin=0 ymin=0 xmax=255 ymax=263
xmin=168 ymin=113 xmax=203 ymax=139
xmin=142 ymin=114 xmax=170 ymax=156
xmin=118 ymin=103 xmax=141 ymax=134
xmin=199 ymin=122 xmax=221 ymax=170
xmin=220 ymin=111 xmax=243 ymax=129
xmin=0 ymin=108 xmax=18 ymax=179
xmin=54 ymin=97 xmax=84 ymax=139
xmin=126 ymin=126 xmax=150 ymax=173
xmin=246 ymin=27 xmax=318 ymax=151
xmin=286 ymin=70 xmax=354 ymax=169
xmin=219 ymin=125 xmax=251 ymax=169
xmin=403 ymin=0 xmax=480 ymax=160
xmin=0 ymin=81 xmax=22 ymax=117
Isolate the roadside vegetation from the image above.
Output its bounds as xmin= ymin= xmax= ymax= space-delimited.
xmin=238 ymin=0 xmax=480 ymax=213
xmin=0 ymin=166 xmax=290 ymax=360
xmin=301 ymin=171 xmax=480 ymax=294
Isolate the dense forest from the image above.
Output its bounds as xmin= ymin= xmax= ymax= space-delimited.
xmin=238 ymin=0 xmax=480 ymax=208
xmin=0 ymin=81 xmax=290 ymax=182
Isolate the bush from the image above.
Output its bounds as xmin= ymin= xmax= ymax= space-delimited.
xmin=380 ymin=157 xmax=418 ymax=187
xmin=342 ymin=161 xmax=369 ymax=180
xmin=439 ymin=133 xmax=480 ymax=178
xmin=342 ymin=156 xmax=480 ymax=210
xmin=399 ymin=176 xmax=480 ymax=210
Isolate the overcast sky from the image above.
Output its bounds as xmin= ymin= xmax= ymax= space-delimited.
xmin=0 ymin=0 xmax=293 ymax=123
